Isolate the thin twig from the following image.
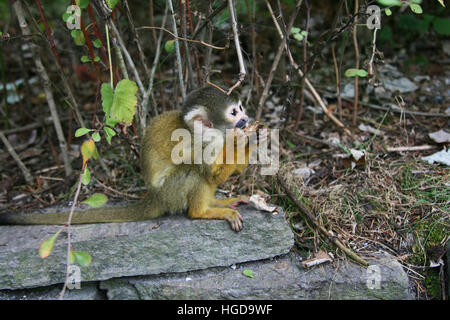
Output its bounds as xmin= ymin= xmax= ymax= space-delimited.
xmin=387 ymin=145 xmax=437 ymax=152
xmin=227 ymin=0 xmax=246 ymax=95
xmin=168 ymin=0 xmax=186 ymax=100
xmin=107 ymin=18 xmax=145 ymax=96
xmin=276 ymin=174 xmax=369 ymax=267
xmin=59 ymin=173 xmax=83 ymax=300
xmin=141 ymin=4 xmax=169 ymax=130
xmin=0 ymin=131 xmax=33 ymax=183
xmin=352 ymin=0 xmax=360 ymax=127
xmin=137 ymin=26 xmax=227 ymax=50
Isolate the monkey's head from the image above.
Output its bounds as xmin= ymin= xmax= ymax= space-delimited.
xmin=182 ymin=87 xmax=249 ymax=134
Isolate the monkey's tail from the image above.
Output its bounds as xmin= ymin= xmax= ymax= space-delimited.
xmin=0 ymin=202 xmax=154 ymax=225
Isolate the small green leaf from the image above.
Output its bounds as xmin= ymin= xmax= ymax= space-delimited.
xmin=345 ymin=68 xmax=359 ymax=77
xmin=92 ymin=132 xmax=101 ymax=142
xmin=73 ymin=251 xmax=92 ymax=267
xmin=82 ymin=165 xmax=91 ymax=185
xmin=385 ymin=8 xmax=392 ymax=16
xmin=376 ymin=0 xmax=402 ymax=6
xmin=80 ymin=55 xmax=91 ymax=63
xmin=79 ymin=0 xmax=90 ymax=9
xmin=286 ymin=140 xmax=295 ymax=149
xmin=243 ymin=269 xmax=254 ymax=278
xmin=75 ymin=127 xmax=92 ymax=137
xmin=409 ymin=4 xmax=423 ymax=14
xmin=93 ymin=39 xmax=102 ymax=48
xmin=433 ymin=18 xmax=450 ymax=35
xmin=81 ymin=139 xmax=95 ymax=165
xmin=82 ymin=193 xmax=108 ymax=208
xmin=72 ymin=30 xmax=85 ymax=46
xmin=290 ymin=27 xmax=300 ymax=34
xmin=165 ymin=40 xmax=175 ymax=53
xmin=356 ymin=69 xmax=368 ymax=77
xmin=293 ymin=33 xmax=304 ymax=41
xmin=94 ymin=56 xmax=101 ymax=62
xmin=71 ymin=29 xmax=81 ymax=39
xmin=39 ymin=230 xmax=61 ymax=259
xmin=62 ymin=12 xmax=72 ymax=22
xmin=106 ymin=0 xmax=119 ymax=10
xmin=104 ymin=127 xmax=116 ymax=145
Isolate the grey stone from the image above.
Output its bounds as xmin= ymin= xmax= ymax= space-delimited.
xmin=0 ymin=205 xmax=293 ymax=290
xmin=0 ymin=282 xmax=103 ymax=300
xmin=447 ymin=241 xmax=450 ymax=299
xmin=100 ymin=252 xmax=413 ymax=300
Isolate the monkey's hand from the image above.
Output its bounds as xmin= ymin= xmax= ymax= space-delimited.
xmin=229 ymin=195 xmax=250 ymax=210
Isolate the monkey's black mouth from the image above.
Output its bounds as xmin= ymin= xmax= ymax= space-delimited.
xmin=235 ymin=119 xmax=248 ymax=129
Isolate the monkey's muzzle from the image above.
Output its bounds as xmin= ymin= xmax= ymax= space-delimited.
xmin=235 ymin=118 xmax=248 ymax=129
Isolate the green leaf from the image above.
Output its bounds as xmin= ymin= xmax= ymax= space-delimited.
xmin=345 ymin=68 xmax=359 ymax=77
xmin=110 ymin=79 xmax=138 ymax=125
xmin=385 ymin=8 xmax=392 ymax=16
xmin=105 ymin=118 xmax=119 ymax=127
xmin=82 ymin=165 xmax=91 ymax=185
xmin=356 ymin=69 xmax=368 ymax=77
xmin=376 ymin=0 xmax=402 ymax=6
xmin=165 ymin=40 xmax=175 ymax=53
xmin=293 ymin=33 xmax=304 ymax=41
xmin=93 ymin=39 xmax=102 ymax=48
xmin=71 ymin=30 xmax=85 ymax=46
xmin=92 ymin=132 xmax=101 ymax=142
xmin=104 ymin=127 xmax=116 ymax=145
xmin=80 ymin=55 xmax=91 ymax=63
xmin=409 ymin=4 xmax=423 ymax=14
xmin=62 ymin=12 xmax=72 ymax=22
xmin=73 ymin=251 xmax=92 ymax=267
xmin=243 ymin=269 xmax=254 ymax=278
xmin=106 ymin=0 xmax=119 ymax=10
xmin=290 ymin=27 xmax=300 ymax=34
xmin=75 ymin=127 xmax=92 ymax=137
xmin=70 ymin=29 xmax=81 ymax=39
xmin=79 ymin=0 xmax=90 ymax=9
xmin=38 ymin=230 xmax=61 ymax=259
xmin=286 ymin=140 xmax=295 ymax=148
xmin=82 ymin=193 xmax=108 ymax=208
xmin=433 ymin=18 xmax=450 ymax=35
xmin=101 ymin=83 xmax=114 ymax=118
xmin=94 ymin=56 xmax=101 ymax=62
xmin=81 ymin=139 xmax=95 ymax=165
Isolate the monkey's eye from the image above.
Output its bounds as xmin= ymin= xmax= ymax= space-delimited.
xmin=231 ymin=109 xmax=237 ymax=116
xmin=239 ymin=105 xmax=243 ymax=111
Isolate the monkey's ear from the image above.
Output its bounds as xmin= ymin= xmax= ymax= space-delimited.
xmin=184 ymin=106 xmax=213 ymax=129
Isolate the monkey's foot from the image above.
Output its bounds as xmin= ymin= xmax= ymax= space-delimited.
xmin=188 ymin=207 xmax=244 ymax=232
xmin=226 ymin=209 xmax=243 ymax=232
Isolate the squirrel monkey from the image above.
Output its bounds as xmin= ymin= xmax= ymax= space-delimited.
xmin=0 ymin=87 xmax=266 ymax=232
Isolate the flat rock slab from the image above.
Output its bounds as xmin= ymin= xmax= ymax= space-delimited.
xmin=0 ymin=205 xmax=293 ymax=290
xmin=101 ymin=252 xmax=413 ymax=300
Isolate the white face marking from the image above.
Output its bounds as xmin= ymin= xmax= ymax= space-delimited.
xmin=226 ymin=100 xmax=248 ymax=128
xmin=183 ymin=105 xmax=207 ymax=126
